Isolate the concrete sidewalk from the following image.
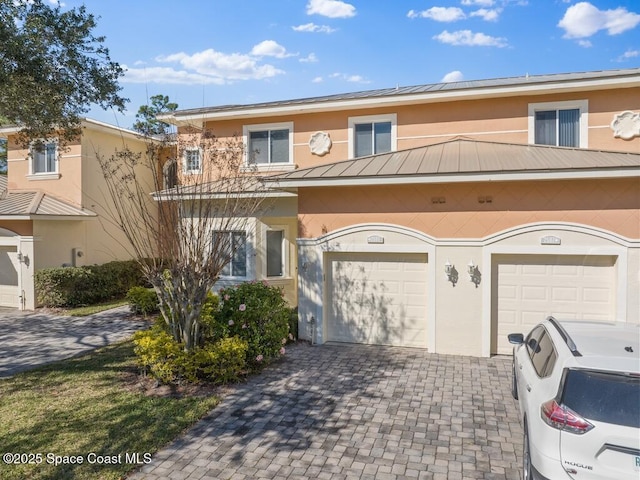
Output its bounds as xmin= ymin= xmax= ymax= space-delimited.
xmin=0 ymin=306 xmax=147 ymax=377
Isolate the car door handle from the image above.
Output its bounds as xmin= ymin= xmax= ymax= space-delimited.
xmin=526 ymin=384 xmax=531 ymax=392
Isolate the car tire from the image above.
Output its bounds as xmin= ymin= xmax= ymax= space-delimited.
xmin=511 ymin=360 xmax=518 ymax=400
xmin=523 ymin=421 xmax=533 ymax=480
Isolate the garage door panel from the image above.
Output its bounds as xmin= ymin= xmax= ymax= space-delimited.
xmin=494 ymin=254 xmax=616 ymax=355
xmin=327 ymin=252 xmax=428 ymax=348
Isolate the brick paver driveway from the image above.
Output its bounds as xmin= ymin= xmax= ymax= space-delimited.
xmin=132 ymin=343 xmax=523 ymax=480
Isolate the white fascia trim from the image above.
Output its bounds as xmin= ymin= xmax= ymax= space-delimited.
xmin=167 ymin=76 xmax=640 ymax=125
xmin=152 ymin=190 xmax=298 ymax=202
xmin=270 ymin=168 xmax=640 ymax=188
xmin=0 ymin=215 xmax=31 ymax=221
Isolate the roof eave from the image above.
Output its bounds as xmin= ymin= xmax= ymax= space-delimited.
xmin=267 ymin=167 xmax=640 ymax=188
xmin=165 ymin=74 xmax=640 ymax=126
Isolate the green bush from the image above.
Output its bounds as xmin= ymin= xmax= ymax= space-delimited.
xmin=126 ymin=287 xmax=159 ymax=316
xmin=213 ymin=281 xmax=291 ymax=369
xmin=132 ymin=323 xmax=248 ymax=384
xmin=35 ymin=260 xmax=147 ymax=307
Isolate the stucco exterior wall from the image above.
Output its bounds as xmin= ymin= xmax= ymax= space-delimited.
xmin=297 ymin=178 xmax=640 ymax=240
xmin=182 ymin=87 xmax=640 ymax=176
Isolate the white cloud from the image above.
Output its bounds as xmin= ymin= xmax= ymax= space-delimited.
xmin=155 ymin=48 xmax=285 ymax=82
xmin=558 ymin=2 xmax=640 ymax=38
xmin=461 ymin=0 xmax=494 ymax=6
xmin=470 ymin=8 xmax=501 ymax=21
xmin=329 ymin=72 xmax=370 ymax=83
xmin=250 ymin=40 xmax=295 ymax=58
xmin=122 ymin=66 xmax=225 ymax=85
xmin=441 ymin=71 xmax=464 ymax=82
xmin=306 ymin=0 xmax=356 ymax=18
xmin=292 ymin=22 xmax=337 ymax=33
xmin=578 ymin=39 xmax=593 ymax=48
xmin=433 ymin=29 xmax=508 ymax=47
xmin=312 ymin=76 xmax=324 ymax=83
xmin=617 ymin=49 xmax=640 ymax=61
xmin=407 ymin=7 xmax=465 ymax=22
xmin=300 ymin=53 xmax=319 ymax=63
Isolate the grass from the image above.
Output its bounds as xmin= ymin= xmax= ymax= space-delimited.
xmin=0 ymin=341 xmax=220 ymax=480
xmin=63 ymin=298 xmax=129 ymax=317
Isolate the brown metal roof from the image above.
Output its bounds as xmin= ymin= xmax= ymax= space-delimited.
xmin=267 ymin=139 xmax=640 ymax=186
xmin=0 ymin=178 xmax=96 ymax=218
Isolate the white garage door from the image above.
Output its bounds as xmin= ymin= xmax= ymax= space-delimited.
xmin=327 ymin=252 xmax=428 ymax=348
xmin=493 ymin=254 xmax=617 ymax=355
xmin=0 ymin=246 xmax=20 ymax=308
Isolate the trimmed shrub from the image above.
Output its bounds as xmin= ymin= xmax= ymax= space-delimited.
xmin=214 ymin=281 xmax=291 ymax=369
xmin=35 ymin=260 xmax=147 ymax=307
xmin=126 ymin=287 xmax=159 ymax=316
xmin=132 ymin=322 xmax=248 ymax=384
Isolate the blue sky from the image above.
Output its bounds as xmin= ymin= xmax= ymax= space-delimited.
xmin=63 ymin=0 xmax=640 ymax=128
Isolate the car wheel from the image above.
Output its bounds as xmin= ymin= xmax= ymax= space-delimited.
xmin=511 ymin=360 xmax=518 ymax=400
xmin=523 ymin=422 xmax=533 ymax=480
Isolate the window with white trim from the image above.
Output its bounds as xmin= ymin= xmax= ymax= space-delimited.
xmin=244 ymin=122 xmax=293 ymax=168
xmin=30 ymin=140 xmax=58 ymax=174
xmin=266 ymin=229 xmax=285 ymax=277
xmin=348 ymin=114 xmax=397 ymax=158
xmin=528 ymin=100 xmax=588 ymax=148
xmin=183 ymin=148 xmax=201 ymax=174
xmin=216 ymin=231 xmax=247 ymax=277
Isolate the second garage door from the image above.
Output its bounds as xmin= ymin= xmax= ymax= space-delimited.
xmin=493 ymin=254 xmax=617 ymax=355
xmin=326 ymin=252 xmax=428 ymax=348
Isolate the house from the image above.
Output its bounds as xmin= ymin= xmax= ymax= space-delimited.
xmin=162 ymin=68 xmax=640 ymax=357
xmin=0 ymin=119 xmax=159 ymax=310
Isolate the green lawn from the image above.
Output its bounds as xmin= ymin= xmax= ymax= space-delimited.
xmin=0 ymin=341 xmax=220 ymax=480
xmin=63 ymin=298 xmax=130 ymax=317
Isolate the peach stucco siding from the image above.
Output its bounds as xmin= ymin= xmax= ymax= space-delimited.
xmin=297 ymin=178 xmax=640 ymax=240
xmin=181 ymin=87 xmax=640 ymax=177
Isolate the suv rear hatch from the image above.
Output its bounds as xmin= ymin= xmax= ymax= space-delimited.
xmin=555 ymin=369 xmax=640 ymax=479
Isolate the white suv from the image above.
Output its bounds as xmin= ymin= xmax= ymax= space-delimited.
xmin=508 ymin=317 xmax=640 ymax=480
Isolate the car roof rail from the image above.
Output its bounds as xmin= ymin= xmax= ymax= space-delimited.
xmin=547 ymin=316 xmax=582 ymax=357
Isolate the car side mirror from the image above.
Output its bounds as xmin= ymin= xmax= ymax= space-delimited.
xmin=508 ymin=333 xmax=524 ymax=345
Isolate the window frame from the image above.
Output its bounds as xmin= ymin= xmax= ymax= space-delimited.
xmin=243 ymin=122 xmax=294 ymax=171
xmin=216 ymin=230 xmax=248 ymax=279
xmin=348 ymin=113 xmax=397 ymax=159
xmin=28 ymin=139 xmax=60 ymax=179
xmin=182 ymin=147 xmax=202 ymax=175
xmin=528 ymin=100 xmax=588 ymax=148
xmin=263 ymin=225 xmax=289 ymax=279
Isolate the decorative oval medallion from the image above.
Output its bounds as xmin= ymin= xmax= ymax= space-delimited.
xmin=611 ymin=111 xmax=640 ymax=140
xmin=309 ymin=131 xmax=332 ymax=156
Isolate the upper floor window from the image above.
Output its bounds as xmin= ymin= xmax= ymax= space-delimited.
xmin=348 ymin=114 xmax=397 ymax=159
xmin=30 ymin=140 xmax=57 ymax=174
xmin=528 ymin=100 xmax=588 ymax=148
xmin=244 ymin=122 xmax=294 ymax=169
xmin=183 ymin=148 xmax=201 ymax=174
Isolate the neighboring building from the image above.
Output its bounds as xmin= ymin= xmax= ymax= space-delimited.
xmin=0 ymin=119 xmax=158 ymax=310
xmin=164 ymin=68 xmax=640 ymax=357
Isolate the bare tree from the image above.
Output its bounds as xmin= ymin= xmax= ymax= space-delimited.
xmin=96 ymin=129 xmax=268 ymax=351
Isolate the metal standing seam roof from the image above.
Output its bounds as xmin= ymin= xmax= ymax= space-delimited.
xmin=166 ymin=68 xmax=640 ymax=119
xmin=0 ymin=177 xmax=96 ymax=217
xmin=265 ymin=139 xmax=640 ymax=185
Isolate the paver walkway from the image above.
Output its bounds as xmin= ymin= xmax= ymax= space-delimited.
xmin=131 ymin=342 xmax=523 ymax=480
xmin=0 ymin=306 xmax=147 ymax=377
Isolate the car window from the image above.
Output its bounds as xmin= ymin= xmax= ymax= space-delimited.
xmin=561 ymin=369 xmax=640 ymax=428
xmin=530 ymin=330 xmax=556 ymax=378
xmin=526 ymin=326 xmax=544 ymax=359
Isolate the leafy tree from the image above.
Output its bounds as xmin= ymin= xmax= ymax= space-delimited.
xmin=133 ymin=95 xmax=178 ymax=137
xmin=0 ymin=0 xmax=127 ymax=144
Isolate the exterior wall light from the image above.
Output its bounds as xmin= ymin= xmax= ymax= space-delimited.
xmin=468 ymin=260 xmax=481 ymax=287
xmin=445 ymin=260 xmax=458 ymax=286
